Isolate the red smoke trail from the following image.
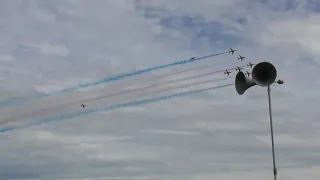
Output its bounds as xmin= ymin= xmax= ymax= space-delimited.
xmin=90 ymin=66 xmax=243 ymax=102
xmin=137 ymin=77 xmax=232 ymax=99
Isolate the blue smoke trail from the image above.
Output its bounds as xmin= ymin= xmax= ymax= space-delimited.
xmin=0 ymin=52 xmax=227 ymax=108
xmin=0 ymin=83 xmax=233 ymax=133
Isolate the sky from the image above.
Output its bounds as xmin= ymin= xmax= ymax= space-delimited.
xmin=0 ymin=0 xmax=320 ymax=179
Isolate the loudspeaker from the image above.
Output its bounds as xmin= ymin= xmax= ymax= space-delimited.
xmin=235 ymin=62 xmax=278 ymax=95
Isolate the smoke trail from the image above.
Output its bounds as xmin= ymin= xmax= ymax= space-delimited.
xmin=0 ymin=83 xmax=233 ymax=133
xmin=0 ymin=65 xmax=237 ymax=126
xmin=90 ymin=66 xmax=239 ymax=101
xmin=143 ymin=60 xmax=229 ymax=83
xmin=136 ymin=77 xmax=232 ymax=99
xmin=0 ymin=52 xmax=227 ymax=108
xmin=0 ymin=76 xmax=231 ymax=126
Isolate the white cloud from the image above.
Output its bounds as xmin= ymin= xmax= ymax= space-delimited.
xmin=27 ymin=43 xmax=70 ymax=56
xmin=33 ymin=77 xmax=94 ymax=93
xmin=143 ymin=129 xmax=200 ymax=136
xmin=259 ymin=14 xmax=320 ymax=56
xmin=0 ymin=54 xmax=15 ymax=62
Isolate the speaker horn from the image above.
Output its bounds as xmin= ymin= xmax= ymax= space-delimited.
xmin=235 ymin=62 xmax=278 ymax=95
xmin=235 ymin=71 xmax=256 ymax=95
xmin=251 ymin=62 xmax=277 ymax=87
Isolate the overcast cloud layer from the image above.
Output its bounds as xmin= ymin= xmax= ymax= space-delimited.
xmin=0 ymin=0 xmax=320 ymax=179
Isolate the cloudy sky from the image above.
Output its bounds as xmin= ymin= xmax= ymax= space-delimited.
xmin=1 ymin=0 xmax=320 ymax=179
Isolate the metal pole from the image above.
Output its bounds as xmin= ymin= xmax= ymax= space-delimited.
xmin=268 ymin=86 xmax=277 ymax=180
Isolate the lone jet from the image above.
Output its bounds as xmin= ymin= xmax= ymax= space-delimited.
xmin=235 ymin=66 xmax=243 ymax=72
xmin=190 ymin=57 xmax=195 ymax=60
xmin=247 ymin=62 xmax=255 ymax=68
xmin=275 ymin=79 xmax=284 ymax=84
xmin=229 ymin=48 xmax=236 ymax=54
xmin=245 ymin=71 xmax=251 ymax=76
xmin=81 ymin=103 xmax=86 ymax=108
xmin=224 ymin=70 xmax=231 ymax=76
xmin=238 ymin=55 xmax=245 ymax=61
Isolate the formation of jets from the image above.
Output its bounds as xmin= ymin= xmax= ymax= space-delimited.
xmin=80 ymin=49 xmax=259 ymax=109
xmin=223 ymin=48 xmax=256 ymax=77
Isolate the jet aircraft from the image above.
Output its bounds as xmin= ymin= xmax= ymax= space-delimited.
xmin=224 ymin=70 xmax=231 ymax=76
xmin=81 ymin=103 xmax=86 ymax=108
xmin=238 ymin=55 xmax=245 ymax=61
xmin=235 ymin=66 xmax=243 ymax=72
xmin=229 ymin=48 xmax=236 ymax=54
xmin=247 ymin=62 xmax=255 ymax=68
xmin=245 ymin=71 xmax=251 ymax=76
